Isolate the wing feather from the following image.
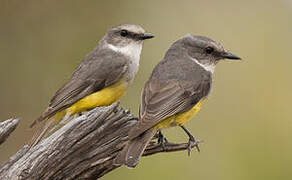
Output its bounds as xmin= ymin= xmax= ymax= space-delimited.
xmin=31 ymin=50 xmax=128 ymax=127
xmin=130 ymin=77 xmax=211 ymax=139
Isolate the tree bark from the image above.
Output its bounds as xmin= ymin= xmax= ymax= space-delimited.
xmin=0 ymin=118 xmax=19 ymax=145
xmin=0 ymin=103 xmax=198 ymax=179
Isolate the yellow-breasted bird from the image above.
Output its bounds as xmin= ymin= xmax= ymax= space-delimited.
xmin=115 ymin=34 xmax=241 ymax=168
xmin=29 ymin=24 xmax=154 ymax=146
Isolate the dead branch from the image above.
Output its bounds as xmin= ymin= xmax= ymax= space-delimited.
xmin=0 ymin=118 xmax=19 ymax=145
xmin=0 ymin=103 xmax=198 ymax=179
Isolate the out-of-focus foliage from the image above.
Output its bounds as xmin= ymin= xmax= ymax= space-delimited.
xmin=0 ymin=0 xmax=291 ymax=179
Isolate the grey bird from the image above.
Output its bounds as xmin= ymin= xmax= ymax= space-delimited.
xmin=29 ymin=24 xmax=154 ymax=147
xmin=115 ymin=34 xmax=241 ymax=168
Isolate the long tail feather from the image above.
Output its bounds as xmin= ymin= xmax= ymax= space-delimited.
xmin=28 ymin=118 xmax=54 ymax=148
xmin=114 ymin=129 xmax=156 ymax=168
xmin=30 ymin=107 xmax=52 ymax=128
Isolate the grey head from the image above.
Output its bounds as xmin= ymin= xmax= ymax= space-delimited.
xmin=101 ymin=24 xmax=154 ymax=48
xmin=167 ymin=34 xmax=241 ymax=72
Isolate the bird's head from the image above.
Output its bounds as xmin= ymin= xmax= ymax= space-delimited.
xmin=103 ymin=24 xmax=154 ymax=48
xmin=179 ymin=34 xmax=241 ymax=68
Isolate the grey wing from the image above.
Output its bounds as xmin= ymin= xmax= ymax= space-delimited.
xmin=49 ymin=55 xmax=128 ymax=112
xmin=130 ymin=78 xmax=211 ymax=139
xmin=31 ymin=52 xmax=128 ymax=127
xmin=48 ymin=79 xmax=103 ymax=113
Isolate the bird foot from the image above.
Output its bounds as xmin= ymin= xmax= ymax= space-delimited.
xmin=187 ymin=137 xmax=201 ymax=156
xmin=157 ymin=131 xmax=168 ymax=151
xmin=122 ymin=108 xmax=131 ymax=114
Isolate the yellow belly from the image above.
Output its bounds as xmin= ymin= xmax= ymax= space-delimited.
xmin=153 ymin=100 xmax=205 ymax=129
xmin=54 ymin=81 xmax=128 ymax=122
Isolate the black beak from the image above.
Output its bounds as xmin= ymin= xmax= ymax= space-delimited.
xmin=222 ymin=51 xmax=241 ymax=60
xmin=140 ymin=33 xmax=154 ymax=40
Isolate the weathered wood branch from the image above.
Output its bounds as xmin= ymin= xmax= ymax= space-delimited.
xmin=0 ymin=103 xmax=198 ymax=179
xmin=0 ymin=118 xmax=19 ymax=145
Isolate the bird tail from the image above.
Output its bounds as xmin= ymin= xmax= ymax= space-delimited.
xmin=28 ymin=109 xmax=68 ymax=148
xmin=29 ymin=107 xmax=52 ymax=128
xmin=114 ymin=129 xmax=156 ymax=168
xmin=28 ymin=118 xmax=54 ymax=148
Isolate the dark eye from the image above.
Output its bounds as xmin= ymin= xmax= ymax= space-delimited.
xmin=205 ymin=47 xmax=214 ymax=54
xmin=120 ymin=30 xmax=128 ymax=37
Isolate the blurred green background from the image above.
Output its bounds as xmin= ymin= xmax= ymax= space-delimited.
xmin=0 ymin=0 xmax=291 ymax=179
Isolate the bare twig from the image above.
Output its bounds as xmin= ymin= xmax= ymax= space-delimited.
xmin=0 ymin=103 xmax=198 ymax=179
xmin=0 ymin=118 xmax=19 ymax=145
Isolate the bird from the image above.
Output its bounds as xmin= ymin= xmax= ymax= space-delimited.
xmin=29 ymin=24 xmax=154 ymax=147
xmin=115 ymin=34 xmax=241 ymax=168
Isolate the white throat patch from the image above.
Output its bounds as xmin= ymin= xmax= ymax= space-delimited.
xmin=191 ymin=58 xmax=215 ymax=73
xmin=107 ymin=43 xmax=142 ymax=65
